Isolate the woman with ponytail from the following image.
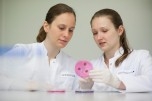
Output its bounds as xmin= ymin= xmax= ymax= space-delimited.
xmin=0 ymin=3 xmax=78 ymax=91
xmin=79 ymin=8 xmax=152 ymax=93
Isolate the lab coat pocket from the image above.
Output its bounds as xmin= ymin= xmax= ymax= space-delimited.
xmin=56 ymin=72 xmax=76 ymax=90
xmin=117 ymin=69 xmax=135 ymax=76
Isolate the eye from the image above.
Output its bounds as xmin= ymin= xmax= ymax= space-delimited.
xmin=92 ymin=29 xmax=98 ymax=36
xmin=92 ymin=31 xmax=98 ymax=36
xmin=102 ymin=29 xmax=108 ymax=33
xmin=102 ymin=30 xmax=107 ymax=33
xmin=58 ymin=25 xmax=66 ymax=31
xmin=68 ymin=28 xmax=75 ymax=33
xmin=69 ymin=29 xmax=74 ymax=33
xmin=59 ymin=27 xmax=65 ymax=30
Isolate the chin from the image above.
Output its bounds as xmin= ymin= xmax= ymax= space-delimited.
xmin=100 ymin=47 xmax=107 ymax=52
xmin=58 ymin=44 xmax=66 ymax=48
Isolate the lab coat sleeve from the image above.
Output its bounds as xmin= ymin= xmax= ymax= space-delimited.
xmin=118 ymin=50 xmax=152 ymax=92
xmin=0 ymin=44 xmax=31 ymax=90
xmin=72 ymin=75 xmax=80 ymax=90
xmin=0 ymin=75 xmax=29 ymax=90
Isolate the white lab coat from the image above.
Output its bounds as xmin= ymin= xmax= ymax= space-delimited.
xmin=91 ymin=47 xmax=152 ymax=92
xmin=0 ymin=42 xmax=78 ymax=91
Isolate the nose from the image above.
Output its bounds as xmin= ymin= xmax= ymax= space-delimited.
xmin=63 ymin=30 xmax=70 ymax=38
xmin=97 ymin=32 xmax=103 ymax=40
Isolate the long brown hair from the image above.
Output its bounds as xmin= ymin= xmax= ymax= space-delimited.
xmin=36 ymin=3 xmax=76 ymax=42
xmin=90 ymin=8 xmax=132 ymax=67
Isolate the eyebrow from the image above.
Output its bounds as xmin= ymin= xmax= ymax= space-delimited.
xmin=58 ymin=24 xmax=75 ymax=28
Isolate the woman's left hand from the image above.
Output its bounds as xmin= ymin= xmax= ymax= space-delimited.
xmin=89 ymin=68 xmax=121 ymax=88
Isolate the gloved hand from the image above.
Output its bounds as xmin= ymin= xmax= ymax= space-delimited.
xmin=78 ymin=77 xmax=94 ymax=90
xmin=89 ymin=68 xmax=121 ymax=88
xmin=27 ymin=81 xmax=53 ymax=91
xmin=9 ymin=78 xmax=53 ymax=91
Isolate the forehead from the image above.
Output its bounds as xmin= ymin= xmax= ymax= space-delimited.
xmin=91 ymin=16 xmax=114 ymax=28
xmin=53 ymin=13 xmax=75 ymax=24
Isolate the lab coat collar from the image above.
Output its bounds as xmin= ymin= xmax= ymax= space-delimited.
xmin=41 ymin=41 xmax=63 ymax=63
xmin=102 ymin=47 xmax=124 ymax=62
xmin=114 ymin=47 xmax=124 ymax=57
xmin=41 ymin=42 xmax=61 ymax=57
xmin=40 ymin=42 xmax=47 ymax=56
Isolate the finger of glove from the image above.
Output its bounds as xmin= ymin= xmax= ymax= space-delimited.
xmin=89 ymin=69 xmax=107 ymax=78
xmin=79 ymin=77 xmax=91 ymax=83
xmin=89 ymin=68 xmax=110 ymax=74
xmin=92 ymin=78 xmax=104 ymax=83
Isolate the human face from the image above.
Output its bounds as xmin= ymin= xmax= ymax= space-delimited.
xmin=91 ymin=16 xmax=123 ymax=54
xmin=44 ymin=13 xmax=75 ymax=49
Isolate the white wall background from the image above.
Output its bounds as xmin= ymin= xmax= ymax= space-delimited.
xmin=0 ymin=0 xmax=152 ymax=60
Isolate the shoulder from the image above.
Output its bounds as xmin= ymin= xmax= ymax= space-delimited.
xmin=131 ymin=49 xmax=151 ymax=57
xmin=13 ymin=43 xmax=39 ymax=49
xmin=129 ymin=49 xmax=152 ymax=62
xmin=14 ymin=43 xmax=42 ymax=53
xmin=2 ymin=43 xmax=40 ymax=56
xmin=18 ymin=42 xmax=41 ymax=47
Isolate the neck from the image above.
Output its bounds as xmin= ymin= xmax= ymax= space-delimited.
xmin=43 ymin=40 xmax=60 ymax=59
xmin=104 ymin=52 xmax=114 ymax=61
xmin=104 ymin=45 xmax=120 ymax=60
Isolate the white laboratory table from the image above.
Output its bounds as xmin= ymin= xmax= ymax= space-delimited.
xmin=0 ymin=90 xmax=152 ymax=101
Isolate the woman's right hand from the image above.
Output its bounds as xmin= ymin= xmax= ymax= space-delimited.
xmin=78 ymin=77 xmax=94 ymax=90
xmin=28 ymin=81 xmax=53 ymax=91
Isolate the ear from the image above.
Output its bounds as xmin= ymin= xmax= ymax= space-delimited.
xmin=118 ymin=25 xmax=124 ymax=36
xmin=43 ymin=21 xmax=49 ymax=33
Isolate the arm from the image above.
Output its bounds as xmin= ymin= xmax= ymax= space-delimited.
xmin=0 ymin=75 xmax=29 ymax=90
xmin=0 ymin=44 xmax=52 ymax=91
xmin=0 ymin=75 xmax=53 ymax=91
xmin=118 ymin=50 xmax=152 ymax=92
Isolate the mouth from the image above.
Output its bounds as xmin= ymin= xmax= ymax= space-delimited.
xmin=99 ymin=42 xmax=106 ymax=47
xmin=59 ymin=39 xmax=68 ymax=44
